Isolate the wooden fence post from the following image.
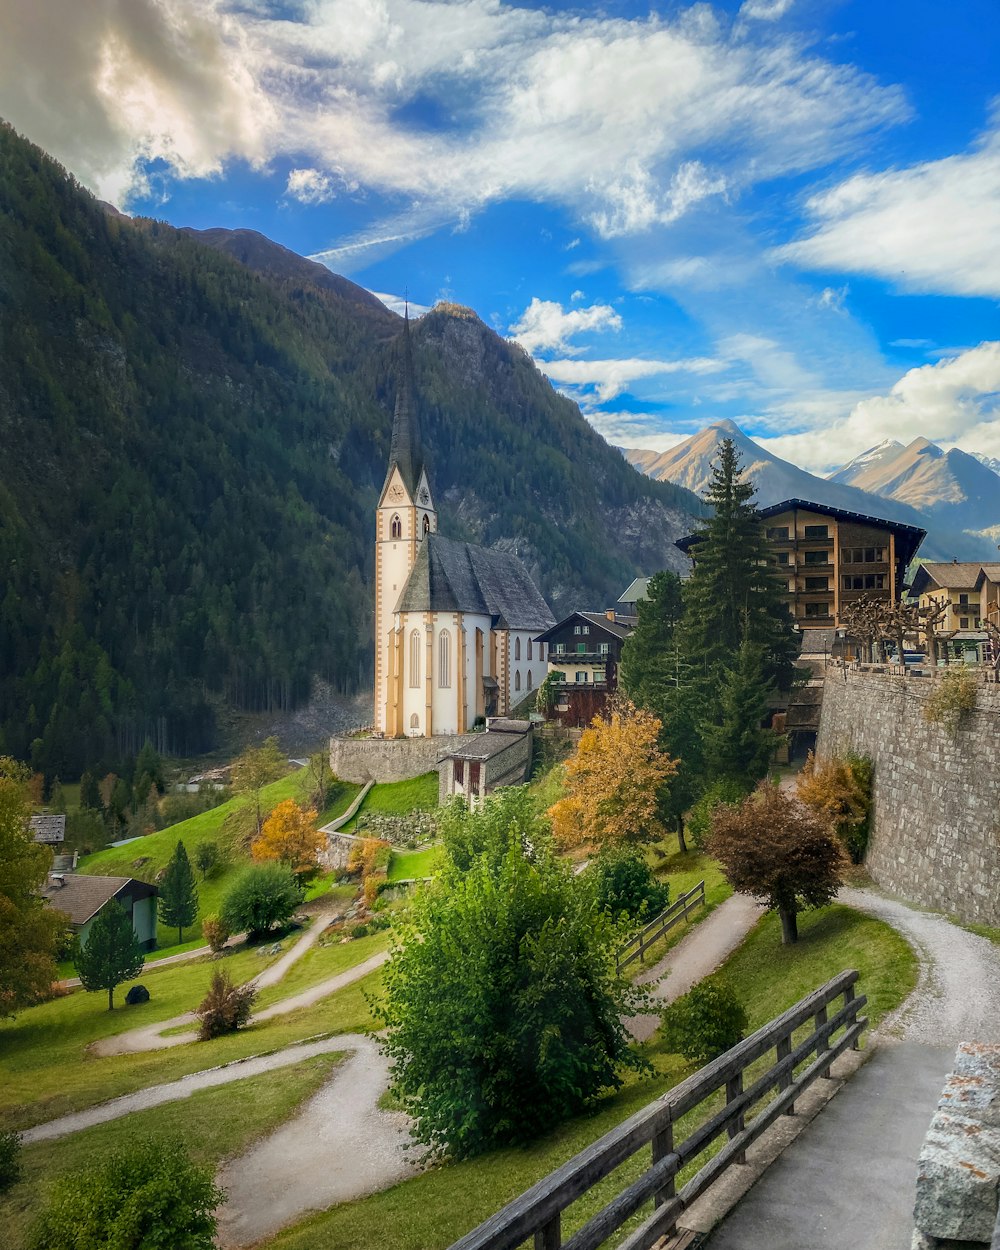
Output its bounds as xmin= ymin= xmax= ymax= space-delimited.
xmin=725 ymin=1072 xmax=747 ymax=1164
xmin=815 ymin=1004 xmax=832 ymax=1078
xmin=844 ymin=983 xmax=861 ymax=1049
xmin=652 ymin=1119 xmax=676 ymax=1212
xmin=777 ymin=1034 xmax=795 ymax=1115
xmin=535 ymin=1214 xmax=560 ymax=1250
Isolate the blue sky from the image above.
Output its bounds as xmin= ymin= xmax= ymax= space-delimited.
xmin=3 ymin=0 xmax=999 ymax=469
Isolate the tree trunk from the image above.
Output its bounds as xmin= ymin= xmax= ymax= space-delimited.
xmin=108 ymin=985 xmax=115 ymax=1011
xmin=178 ymin=926 xmax=183 ymax=945
xmin=676 ymin=821 xmax=688 ymax=854
xmin=778 ymin=904 xmax=798 ymax=945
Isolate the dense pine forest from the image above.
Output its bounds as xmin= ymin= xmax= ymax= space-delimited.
xmin=0 ymin=122 xmax=702 ymax=778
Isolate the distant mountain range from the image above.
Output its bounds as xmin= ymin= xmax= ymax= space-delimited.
xmin=624 ymin=420 xmax=997 ymax=561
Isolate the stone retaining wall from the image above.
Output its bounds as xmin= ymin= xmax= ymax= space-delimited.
xmin=817 ymin=669 xmax=1000 ymax=927
xmin=329 ymin=734 xmax=466 ymax=784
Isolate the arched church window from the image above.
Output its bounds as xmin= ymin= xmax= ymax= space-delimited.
xmin=514 ymin=637 xmax=521 ymax=661
xmin=409 ymin=630 xmax=421 ymax=687
xmin=527 ymin=670 xmax=533 ymax=690
xmin=422 ymin=514 xmax=431 ymax=534
xmin=410 ymin=713 xmax=420 ymax=731
xmin=515 ymin=670 xmax=521 ymax=692
xmin=438 ymin=630 xmax=451 ymax=688
xmin=527 ymin=639 xmax=533 ymax=661
xmin=390 ymin=514 xmax=402 ymax=539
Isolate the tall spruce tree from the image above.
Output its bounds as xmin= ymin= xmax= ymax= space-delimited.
xmin=702 ymin=640 xmax=779 ymax=784
xmin=73 ymin=900 xmax=145 ymax=1010
xmin=618 ymin=571 xmax=685 ymax=710
xmin=681 ymin=439 xmax=797 ymax=688
xmin=159 ymin=841 xmax=199 ymax=945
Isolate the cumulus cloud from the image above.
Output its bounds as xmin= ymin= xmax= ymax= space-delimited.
xmin=509 ymin=298 xmax=622 ymax=355
xmin=740 ymin=0 xmax=796 ymax=20
xmin=541 ymin=355 xmax=724 ymax=402
xmin=758 ymin=342 xmax=1000 ymax=468
xmin=369 ymin=291 xmax=432 ymax=317
xmin=285 ymin=168 xmax=336 ymax=204
xmin=0 ymin=0 xmax=908 ymax=239
xmin=777 ymin=116 xmax=1000 ymax=297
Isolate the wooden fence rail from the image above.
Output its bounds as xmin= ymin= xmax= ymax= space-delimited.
xmin=616 ymin=882 xmax=706 ymax=975
xmin=448 ymin=970 xmax=867 ymax=1250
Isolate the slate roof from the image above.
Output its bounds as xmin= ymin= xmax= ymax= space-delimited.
xmin=383 ymin=311 xmax=427 ymax=498
xmin=534 ymin=610 xmax=633 ymax=644
xmin=40 ymin=874 xmax=157 ymax=927
xmin=798 ymin=628 xmax=836 ymax=655
xmin=29 ymin=814 xmax=66 ymax=843
xmin=443 ymin=732 xmax=524 ymax=761
xmin=394 ymin=534 xmax=555 ymax=630
xmin=911 ymin=562 xmax=1000 ymax=594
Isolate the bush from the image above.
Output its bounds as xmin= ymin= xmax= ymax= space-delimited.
xmin=220 ymin=863 xmax=302 ymax=938
xmin=661 ymin=977 xmax=748 ymax=1063
xmin=588 ymin=847 xmax=669 ymax=923
xmin=685 ymin=778 xmax=747 ymax=849
xmin=28 ymin=1137 xmax=222 ymax=1249
xmin=202 ymin=914 xmax=231 ymax=955
xmin=924 ymin=667 xmax=978 ymax=733
xmin=0 ymin=1129 xmax=21 ymax=1192
xmin=194 ymin=840 xmax=219 ymax=879
xmin=197 ymin=968 xmax=257 ymax=1040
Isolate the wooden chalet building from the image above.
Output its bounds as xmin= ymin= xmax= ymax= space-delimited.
xmin=677 ymin=499 xmax=926 ymax=631
xmin=534 ymin=611 xmax=633 ymax=726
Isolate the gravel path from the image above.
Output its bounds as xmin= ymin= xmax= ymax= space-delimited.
xmin=708 ymin=887 xmax=1000 ymax=1250
xmin=628 ymin=894 xmax=765 ymax=1042
xmin=215 ymin=1035 xmax=417 ymax=1248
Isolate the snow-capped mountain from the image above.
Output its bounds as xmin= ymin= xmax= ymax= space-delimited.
xmin=973 ymin=451 xmax=1000 ymax=476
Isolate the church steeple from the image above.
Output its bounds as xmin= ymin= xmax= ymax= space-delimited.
xmin=383 ymin=308 xmax=426 ymax=497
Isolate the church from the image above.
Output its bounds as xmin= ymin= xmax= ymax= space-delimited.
xmin=374 ymin=315 xmax=555 ymax=737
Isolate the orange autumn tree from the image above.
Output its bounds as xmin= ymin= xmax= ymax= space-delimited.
xmin=251 ymin=799 xmax=323 ymax=883
xmin=549 ymin=698 xmax=677 ymax=849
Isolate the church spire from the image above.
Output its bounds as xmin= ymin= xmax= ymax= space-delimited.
xmin=384 ymin=306 xmax=425 ymax=497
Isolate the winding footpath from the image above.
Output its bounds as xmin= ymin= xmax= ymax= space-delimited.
xmin=707 ymin=887 xmax=1000 ymax=1250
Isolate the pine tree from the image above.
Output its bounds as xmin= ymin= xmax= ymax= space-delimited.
xmin=73 ymin=899 xmax=145 ymax=1010
xmin=618 ymin=571 xmax=685 ymax=710
xmin=681 ymin=438 xmax=797 ymax=688
xmin=159 ymin=841 xmax=199 ymax=945
xmin=701 ymin=641 xmax=779 ymax=784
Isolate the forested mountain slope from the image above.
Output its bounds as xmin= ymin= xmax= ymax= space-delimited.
xmin=0 ymin=122 xmax=701 ymax=777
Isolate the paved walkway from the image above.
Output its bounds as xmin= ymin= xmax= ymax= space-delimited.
xmin=628 ymin=893 xmax=765 ymax=1042
xmin=707 ymin=888 xmax=1000 ymax=1250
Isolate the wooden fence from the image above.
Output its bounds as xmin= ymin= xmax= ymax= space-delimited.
xmin=448 ymin=969 xmax=867 ymax=1250
xmin=616 ymin=882 xmax=706 ymax=975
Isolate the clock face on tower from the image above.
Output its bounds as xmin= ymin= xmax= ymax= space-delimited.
xmin=387 ymin=484 xmax=404 ymax=502
xmin=418 ymin=486 xmax=430 ymax=504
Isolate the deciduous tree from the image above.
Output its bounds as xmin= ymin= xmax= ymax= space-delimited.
xmin=158 ymin=841 xmax=199 ymax=944
xmin=251 ymin=799 xmax=323 ymax=882
xmin=231 ymin=737 xmax=286 ymax=842
xmin=795 ymin=751 xmax=872 ymax=863
xmin=708 ymin=783 xmax=848 ymax=945
xmin=0 ymin=757 xmax=66 ymax=1016
xmin=220 ymin=863 xmax=301 ymax=938
xmin=194 ymin=840 xmax=219 ymax=879
xmin=73 ymin=899 xmax=145 ymax=1010
xmin=548 ymin=698 xmax=677 ymax=849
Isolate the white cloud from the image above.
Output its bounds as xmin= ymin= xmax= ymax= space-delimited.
xmin=817 ymin=285 xmax=848 ymax=313
xmin=740 ymin=0 xmax=796 ymax=20
xmin=369 ymin=291 xmax=431 ymax=317
xmin=777 ymin=116 xmax=1000 ymax=297
xmin=0 ymin=0 xmax=908 ymax=241
xmin=758 ymin=342 xmax=1000 ymax=468
xmin=508 ymin=298 xmax=622 ymax=355
xmin=541 ymin=355 xmax=724 ymax=401
xmin=285 ymin=167 xmax=336 ymax=204
xmin=570 ymin=289 xmax=585 ymax=302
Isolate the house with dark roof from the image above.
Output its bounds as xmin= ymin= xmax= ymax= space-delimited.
xmin=677 ymin=498 xmax=926 ymax=630
xmin=438 ymin=718 xmax=535 ymax=806
xmin=41 ymin=874 xmax=159 ymax=950
xmin=910 ymin=562 xmax=1000 ymax=634
xmin=533 ymin=611 xmax=634 ymax=726
xmin=373 ymin=312 xmax=555 ymax=737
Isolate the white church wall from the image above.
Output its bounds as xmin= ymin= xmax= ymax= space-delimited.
xmin=507 ymin=630 xmax=549 ymax=707
xmin=463 ymin=613 xmax=492 ymax=725
xmin=431 ymin=613 xmax=462 ymax=736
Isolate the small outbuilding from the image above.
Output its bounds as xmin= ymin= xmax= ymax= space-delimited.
xmin=437 ymin=719 xmax=534 ymax=806
xmin=41 ymin=874 xmax=159 ymax=951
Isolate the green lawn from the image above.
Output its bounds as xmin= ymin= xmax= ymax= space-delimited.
xmin=386 ymin=845 xmax=444 ymax=882
xmin=254 ymin=930 xmax=391 ymax=1008
xmin=0 ymin=1052 xmax=343 ymax=1250
xmin=627 ymin=849 xmax=733 ymax=970
xmin=1 ymin=933 xmax=382 ymax=1133
xmin=341 ymin=773 xmax=439 ymax=832
xmin=80 ymin=767 xmax=314 ymax=951
xmin=261 ymin=902 xmax=916 ymax=1250
xmin=317 ymin=780 xmax=365 ymax=827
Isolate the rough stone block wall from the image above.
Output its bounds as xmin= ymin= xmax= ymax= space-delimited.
xmin=817 ymin=670 xmax=1000 ymax=926
xmin=330 ymin=735 xmax=465 ymax=784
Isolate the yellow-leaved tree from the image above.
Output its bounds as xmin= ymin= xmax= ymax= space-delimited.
xmin=549 ymin=698 xmax=677 ymax=849
xmin=251 ymin=799 xmax=323 ymax=882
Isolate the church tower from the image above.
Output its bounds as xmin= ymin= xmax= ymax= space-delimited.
xmin=374 ymin=311 xmax=437 ymax=735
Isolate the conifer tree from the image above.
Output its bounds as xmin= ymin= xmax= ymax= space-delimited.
xmin=159 ymin=841 xmax=199 ymax=944
xmin=681 ymin=438 xmax=797 ymax=688
xmin=701 ymin=640 xmax=780 ymax=784
xmin=74 ymin=900 xmax=145 ymax=1010
xmin=618 ymin=571 xmax=685 ymax=710
xmin=79 ymin=770 xmax=103 ymax=812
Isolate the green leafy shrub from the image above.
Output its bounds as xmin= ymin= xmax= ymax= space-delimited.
xmin=220 ymin=863 xmax=302 ymax=938
xmin=588 ymin=847 xmax=669 ymax=922
xmin=924 ymin=668 xmax=978 ymax=733
xmin=661 ymin=977 xmax=748 ymax=1063
xmin=196 ymin=968 xmax=257 ymax=1040
xmin=685 ymin=778 xmax=748 ymax=849
xmin=28 ymin=1137 xmax=222 ymax=1249
xmin=0 ymin=1129 xmax=21 ymax=1192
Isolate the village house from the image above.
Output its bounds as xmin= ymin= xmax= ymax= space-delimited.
xmin=437 ymin=718 xmax=535 ymax=806
xmin=41 ymin=874 xmax=159 ymax=951
xmin=909 ymin=561 xmax=1000 ymax=661
xmin=534 ymin=610 xmax=634 ymax=726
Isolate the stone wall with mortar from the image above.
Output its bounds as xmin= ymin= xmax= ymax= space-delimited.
xmin=817 ymin=669 xmax=1000 ymax=926
xmin=329 ymin=734 xmax=465 ymax=784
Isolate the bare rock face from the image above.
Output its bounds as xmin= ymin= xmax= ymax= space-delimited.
xmin=913 ymin=1045 xmax=1000 ymax=1246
